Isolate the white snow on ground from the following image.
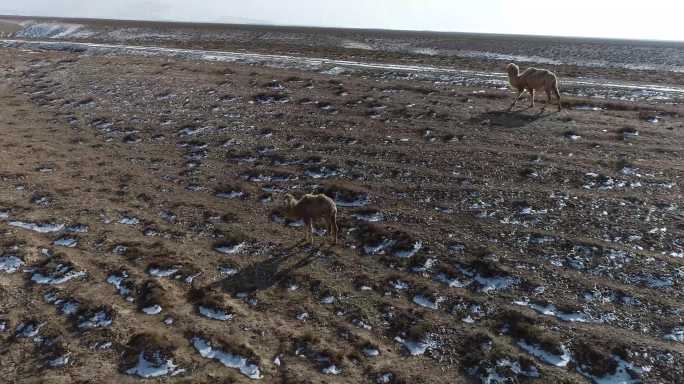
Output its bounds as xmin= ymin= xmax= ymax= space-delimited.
xmin=77 ymin=310 xmax=112 ymax=329
xmin=214 ymin=242 xmax=246 ymax=254
xmin=53 ymin=237 xmax=78 ymax=247
xmin=341 ymin=40 xmax=374 ymax=50
xmin=577 ymin=356 xmax=643 ymax=384
xmin=352 ymin=211 xmax=384 ymax=222
xmin=142 ymin=305 xmax=162 ymax=315
xmin=2 ymin=39 xmax=683 ymax=102
xmin=14 ymin=22 xmax=94 ymax=39
xmin=8 ymin=221 xmax=64 ymax=233
xmin=321 ymin=364 xmax=342 ymax=375
xmin=394 ymin=336 xmax=438 ymax=356
xmin=412 ymin=294 xmax=443 ymax=310
xmin=119 ymin=216 xmax=140 ymax=225
xmin=412 ymin=48 xmax=439 ymax=56
xmin=400 ymin=339 xmax=428 ymax=356
xmin=15 ymin=322 xmax=44 ymax=338
xmin=47 ymin=353 xmax=71 ymax=367
xmin=517 ymin=341 xmax=571 ymax=367
xmin=107 ymin=272 xmax=133 ymax=299
xmin=497 ymin=358 xmax=540 ymax=377
xmin=664 ymin=327 xmax=684 ymax=342
xmin=192 ymin=337 xmax=262 ymax=379
xmin=8 ymin=19 xmax=684 ymax=73
xmin=198 ymin=306 xmax=233 ymax=321
xmin=31 ymin=265 xmax=86 ymax=285
xmin=514 ymin=299 xmax=591 ymax=322
xmin=471 ymin=358 xmax=541 ymax=383
xmin=394 ymin=241 xmax=422 ymax=258
xmin=216 ymin=191 xmax=245 ymax=199
xmin=0 ymin=256 xmax=23 ymax=273
xmin=435 ymin=273 xmax=469 ymax=288
xmin=125 ymin=351 xmax=185 ymax=378
xmin=390 ymin=280 xmax=410 ymax=290
xmin=473 ymin=274 xmax=519 ymax=292
xmin=148 ymin=267 xmax=179 ymax=277
xmin=59 ymin=300 xmax=80 ymax=316
xmin=363 ymin=239 xmax=395 ymax=255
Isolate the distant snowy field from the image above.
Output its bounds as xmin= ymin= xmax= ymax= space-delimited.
xmin=5 ymin=19 xmax=684 ymax=74
xmin=13 ymin=20 xmax=96 ymax=39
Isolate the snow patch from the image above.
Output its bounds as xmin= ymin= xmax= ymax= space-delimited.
xmin=192 ymin=337 xmax=262 ymax=379
xmin=199 ymin=306 xmax=233 ymax=321
xmin=0 ymin=255 xmax=24 ymax=273
xmin=77 ymin=310 xmax=113 ymax=329
xmin=31 ymin=265 xmax=86 ymax=285
xmin=142 ymin=305 xmax=162 ymax=315
xmin=577 ymin=356 xmax=642 ymax=384
xmin=148 ymin=267 xmax=179 ymax=278
xmin=15 ymin=22 xmax=94 ymax=39
xmin=214 ymin=242 xmax=246 ymax=254
xmin=517 ymin=341 xmax=571 ymax=367
xmin=322 ymin=364 xmax=342 ymax=375
xmin=8 ymin=221 xmax=64 ymax=233
xmin=363 ymin=239 xmax=395 ymax=255
xmin=53 ymin=237 xmax=78 ymax=247
xmin=352 ymin=211 xmax=384 ymax=222
xmin=394 ymin=241 xmax=422 ymax=258
xmin=126 ymin=351 xmax=185 ymax=378
xmin=394 ymin=336 xmax=437 ymax=356
xmin=412 ymin=294 xmax=443 ymax=310
xmin=664 ymin=327 xmax=684 ymax=342
xmin=473 ymin=274 xmax=519 ymax=293
xmin=515 ymin=299 xmax=590 ymax=322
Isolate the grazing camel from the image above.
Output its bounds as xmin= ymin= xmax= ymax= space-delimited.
xmin=284 ymin=193 xmax=338 ymax=245
xmin=506 ymin=63 xmax=562 ymax=112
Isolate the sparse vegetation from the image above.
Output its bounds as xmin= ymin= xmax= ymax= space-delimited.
xmin=0 ymin=20 xmax=682 ymax=383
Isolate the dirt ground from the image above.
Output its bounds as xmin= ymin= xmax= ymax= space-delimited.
xmin=0 ymin=35 xmax=683 ymax=384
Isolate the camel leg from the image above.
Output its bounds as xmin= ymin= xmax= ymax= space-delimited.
xmin=554 ymin=85 xmax=562 ymax=111
xmin=331 ymin=213 xmax=338 ymax=244
xmin=528 ymin=88 xmax=535 ymax=108
xmin=308 ymin=219 xmax=314 ymax=245
xmin=543 ymin=89 xmax=551 ymax=111
xmin=324 ymin=218 xmax=332 ymax=243
xmin=303 ymin=218 xmax=312 ymax=244
xmin=508 ymin=89 xmax=524 ymax=111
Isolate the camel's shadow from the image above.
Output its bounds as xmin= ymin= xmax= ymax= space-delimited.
xmin=474 ymin=108 xmax=556 ymax=128
xmin=213 ymin=243 xmax=330 ymax=295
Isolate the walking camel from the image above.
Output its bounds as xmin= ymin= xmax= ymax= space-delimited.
xmin=506 ymin=63 xmax=562 ymax=112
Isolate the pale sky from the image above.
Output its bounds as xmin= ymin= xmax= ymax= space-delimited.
xmin=2 ymin=0 xmax=683 ymax=41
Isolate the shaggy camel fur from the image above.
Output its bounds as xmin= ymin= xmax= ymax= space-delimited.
xmin=284 ymin=193 xmax=338 ymax=245
xmin=506 ymin=63 xmax=562 ymax=112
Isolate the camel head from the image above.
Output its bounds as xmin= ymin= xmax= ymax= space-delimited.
xmin=283 ymin=193 xmax=297 ymax=209
xmin=506 ymin=63 xmax=519 ymax=76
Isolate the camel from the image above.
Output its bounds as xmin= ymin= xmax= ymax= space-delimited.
xmin=506 ymin=63 xmax=562 ymax=112
xmin=284 ymin=193 xmax=338 ymax=245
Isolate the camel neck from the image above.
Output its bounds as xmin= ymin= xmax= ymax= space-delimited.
xmin=508 ymin=73 xmax=521 ymax=87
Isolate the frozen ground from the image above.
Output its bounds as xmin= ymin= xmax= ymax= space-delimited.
xmin=2 ymin=38 xmax=684 ymax=103
xmin=0 ymin=16 xmax=683 ymax=384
